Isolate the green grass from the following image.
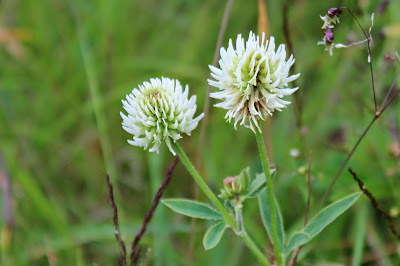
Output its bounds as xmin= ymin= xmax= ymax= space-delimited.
xmin=1 ymin=0 xmax=400 ymax=265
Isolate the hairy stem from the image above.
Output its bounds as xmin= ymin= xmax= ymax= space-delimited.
xmin=255 ymin=129 xmax=283 ymax=266
xmin=235 ymin=208 xmax=244 ymax=233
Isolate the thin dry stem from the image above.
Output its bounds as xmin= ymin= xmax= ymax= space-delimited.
xmin=368 ymin=41 xmax=377 ymax=113
xmin=106 ymin=174 xmax=127 ymax=265
xmin=380 ymin=79 xmax=400 ymax=115
xmin=130 ymin=156 xmax=179 ymax=265
xmin=319 ymin=116 xmax=377 ymax=207
xmin=341 ymin=6 xmax=377 ymax=112
xmin=258 ymin=0 xmax=269 ymax=38
xmin=320 ymin=60 xmax=400 ymax=206
xmin=318 ymin=7 xmax=400 ymax=205
xmin=379 ymin=69 xmax=400 ymax=112
xmin=348 ymin=168 xmax=400 ymax=240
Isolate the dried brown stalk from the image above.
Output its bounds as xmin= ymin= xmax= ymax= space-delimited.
xmin=348 ymin=168 xmax=400 ymax=240
xmin=130 ymin=156 xmax=179 ymax=265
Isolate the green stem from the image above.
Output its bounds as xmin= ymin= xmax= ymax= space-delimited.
xmin=171 ymin=142 xmax=269 ymax=266
xmin=255 ymin=129 xmax=283 ymax=266
xmin=240 ymin=232 xmax=270 ymax=266
xmin=171 ymin=142 xmax=236 ymax=228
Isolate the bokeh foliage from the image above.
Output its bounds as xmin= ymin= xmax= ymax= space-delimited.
xmin=0 ymin=0 xmax=399 ymax=265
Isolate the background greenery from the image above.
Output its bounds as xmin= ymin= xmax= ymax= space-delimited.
xmin=1 ymin=0 xmax=399 ymax=265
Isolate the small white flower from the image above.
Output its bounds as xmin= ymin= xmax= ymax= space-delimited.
xmin=121 ymin=77 xmax=204 ymax=155
xmin=208 ymin=31 xmax=300 ymax=133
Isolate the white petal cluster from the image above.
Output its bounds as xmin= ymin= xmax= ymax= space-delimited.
xmin=208 ymin=31 xmax=300 ymax=133
xmin=121 ymin=77 xmax=204 ymax=155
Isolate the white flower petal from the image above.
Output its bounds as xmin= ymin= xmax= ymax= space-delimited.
xmin=208 ymin=32 xmax=300 ymax=133
xmin=121 ymin=77 xmax=203 ymax=154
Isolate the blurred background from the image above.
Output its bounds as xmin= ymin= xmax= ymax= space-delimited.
xmin=1 ymin=0 xmax=400 ymax=265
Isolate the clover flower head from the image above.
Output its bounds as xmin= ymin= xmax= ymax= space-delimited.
xmin=121 ymin=77 xmax=204 ymax=155
xmin=208 ymin=31 xmax=300 ymax=133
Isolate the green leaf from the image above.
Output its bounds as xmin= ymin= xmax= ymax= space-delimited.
xmin=162 ymin=199 xmax=223 ymax=220
xmin=258 ymin=189 xmax=285 ymax=254
xmin=352 ymin=203 xmax=368 ymax=266
xmin=246 ymin=169 xmax=276 ymax=198
xmin=285 ymin=192 xmax=362 ymax=257
xmin=246 ymin=173 xmax=266 ymax=198
xmin=203 ymin=221 xmax=227 ymax=250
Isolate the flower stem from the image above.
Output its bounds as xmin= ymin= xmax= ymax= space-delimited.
xmin=235 ymin=208 xmax=244 ymax=233
xmin=239 ymin=231 xmax=270 ymax=266
xmin=172 ymin=142 xmax=236 ymax=227
xmin=171 ymin=142 xmax=270 ymax=266
xmin=255 ymin=129 xmax=283 ymax=266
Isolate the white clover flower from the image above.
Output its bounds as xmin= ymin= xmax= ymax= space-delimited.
xmin=208 ymin=31 xmax=300 ymax=133
xmin=121 ymin=77 xmax=204 ymax=155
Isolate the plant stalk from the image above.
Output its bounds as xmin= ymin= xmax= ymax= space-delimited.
xmin=240 ymin=231 xmax=270 ymax=266
xmin=171 ymin=142 xmax=269 ymax=265
xmin=172 ymin=142 xmax=236 ymax=228
xmin=255 ymin=129 xmax=283 ymax=266
xmin=318 ymin=115 xmax=377 ymax=208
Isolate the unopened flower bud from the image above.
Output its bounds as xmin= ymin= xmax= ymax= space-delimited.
xmin=324 ymin=28 xmax=334 ymax=44
xmin=219 ymin=169 xmax=250 ymax=201
xmin=327 ymin=8 xmax=342 ymax=18
xmin=321 ymin=7 xmax=342 ymax=29
xmin=223 ymin=177 xmax=236 ymax=189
